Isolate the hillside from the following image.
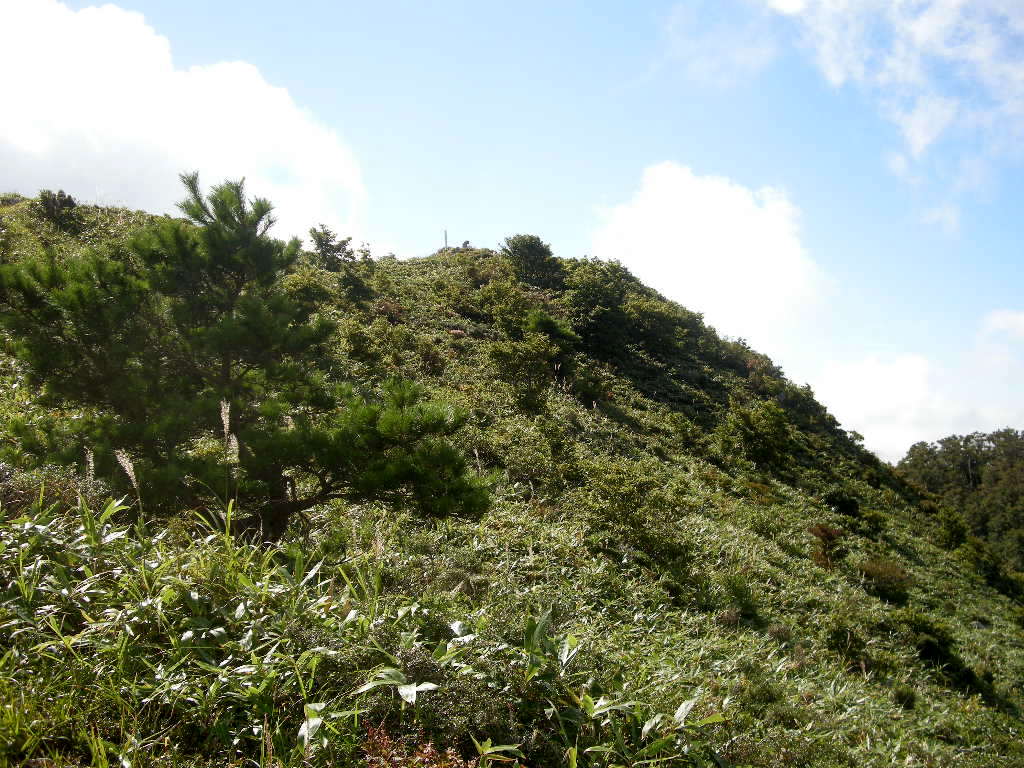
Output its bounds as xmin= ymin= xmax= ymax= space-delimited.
xmin=0 ymin=187 xmax=1022 ymax=768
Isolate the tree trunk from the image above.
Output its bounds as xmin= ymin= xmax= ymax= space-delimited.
xmin=259 ymin=496 xmax=310 ymax=540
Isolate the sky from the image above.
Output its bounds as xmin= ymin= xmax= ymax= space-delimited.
xmin=1 ymin=0 xmax=1022 ymax=461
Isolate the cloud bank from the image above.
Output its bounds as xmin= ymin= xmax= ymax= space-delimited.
xmin=0 ymin=0 xmax=364 ymax=242
xmin=591 ymin=162 xmax=828 ymax=364
xmin=816 ymin=329 xmax=1024 ymax=462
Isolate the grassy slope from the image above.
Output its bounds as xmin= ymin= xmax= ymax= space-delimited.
xmin=0 ymin=197 xmax=1022 ymax=767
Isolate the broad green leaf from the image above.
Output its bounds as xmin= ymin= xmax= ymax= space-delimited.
xmin=673 ymin=696 xmax=699 ymax=727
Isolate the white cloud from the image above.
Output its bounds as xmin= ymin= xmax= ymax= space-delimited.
xmin=593 ymin=162 xmax=1023 ymax=460
xmin=923 ymin=203 xmax=960 ymax=234
xmin=0 ymin=0 xmax=364 ymax=243
xmin=984 ymin=309 xmax=1024 ymax=340
xmin=886 ymin=151 xmax=909 ymax=178
xmin=895 ymin=94 xmax=958 ymax=157
xmin=766 ymin=0 xmax=807 ymax=14
xmin=763 ymin=0 xmax=1024 ymax=163
xmin=660 ymin=1 xmax=778 ymax=85
xmin=814 ymin=355 xmax=954 ymax=461
xmin=590 ymin=162 xmax=828 ymax=362
xmin=814 ymin=315 xmax=1024 ymax=461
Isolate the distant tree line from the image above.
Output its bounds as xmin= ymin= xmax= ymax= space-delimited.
xmin=898 ymin=429 xmax=1024 ymax=571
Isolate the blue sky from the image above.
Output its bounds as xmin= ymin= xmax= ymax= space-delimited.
xmin=2 ymin=0 xmax=1023 ymax=460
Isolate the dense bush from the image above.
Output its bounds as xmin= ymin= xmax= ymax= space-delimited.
xmin=560 ymin=258 xmax=633 ymax=356
xmin=893 ymin=609 xmax=992 ymax=699
xmin=823 ymin=484 xmax=859 ymax=517
xmin=500 ymin=234 xmax=564 ymax=290
xmin=822 ymin=616 xmax=870 ymax=670
xmin=808 ymin=523 xmax=847 ymax=569
xmin=487 ymin=309 xmax=578 ymax=409
xmin=714 ymin=400 xmax=793 ymax=470
xmin=892 ymin=684 xmax=917 ymax=710
xmin=36 ymin=188 xmax=77 ymax=226
xmin=858 ymin=557 xmax=912 ymax=603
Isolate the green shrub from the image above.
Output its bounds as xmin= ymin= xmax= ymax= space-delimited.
xmin=561 ymin=258 xmax=632 ymax=355
xmin=500 ymin=233 xmax=564 ymax=290
xmin=721 ymin=571 xmax=759 ymax=619
xmin=808 ymin=522 xmax=847 ymax=568
xmin=936 ymin=507 xmax=968 ymax=549
xmin=1011 ymin=604 xmax=1024 ymax=630
xmin=960 ymin=536 xmax=1021 ymax=598
xmin=858 ymin=557 xmax=913 ymax=603
xmin=823 ymin=485 xmax=860 ymax=517
xmin=35 ymin=188 xmax=78 ymax=229
xmin=892 ymin=684 xmax=916 ymax=710
xmin=893 ymin=609 xmax=992 ymax=698
xmin=822 ymin=617 xmax=870 ymax=670
xmin=714 ymin=399 xmax=793 ymax=470
xmin=488 ymin=333 xmax=562 ymax=409
xmin=486 ymin=308 xmax=578 ymax=409
xmin=847 ymin=507 xmax=886 ymax=538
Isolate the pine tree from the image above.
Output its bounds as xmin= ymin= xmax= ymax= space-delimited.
xmin=0 ymin=173 xmax=487 ymax=536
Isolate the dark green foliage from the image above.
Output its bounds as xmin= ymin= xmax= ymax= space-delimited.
xmin=561 ymin=258 xmax=633 ymax=356
xmin=488 ymin=333 xmax=563 ymax=409
xmin=958 ymin=536 xmax=1022 ymax=598
xmin=936 ymin=506 xmax=968 ymax=549
xmin=892 ymin=684 xmax=917 ymax=710
xmin=823 ymin=484 xmax=860 ymax=517
xmin=822 ymin=617 xmax=869 ymax=670
xmin=0 ymin=217 xmax=12 ymax=263
xmin=714 ymin=399 xmax=793 ymax=470
xmin=500 ymin=233 xmax=564 ymax=290
xmin=893 ymin=609 xmax=992 ymax=699
xmin=307 ymin=222 xmax=354 ymax=270
xmin=721 ymin=572 xmax=759 ymax=620
xmin=847 ymin=507 xmax=886 ymax=539
xmin=524 ymin=307 xmax=579 ymax=351
xmin=0 ymin=175 xmax=486 ymax=534
xmin=898 ymin=429 xmax=1024 ymax=571
xmin=306 ymin=223 xmax=373 ymax=301
xmin=1012 ymin=604 xmax=1024 ymax=630
xmin=808 ymin=523 xmax=847 ymax=568
xmin=487 ymin=308 xmax=579 ymax=408
xmin=858 ymin=557 xmax=912 ymax=603
xmin=36 ymin=189 xmax=77 ymax=228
